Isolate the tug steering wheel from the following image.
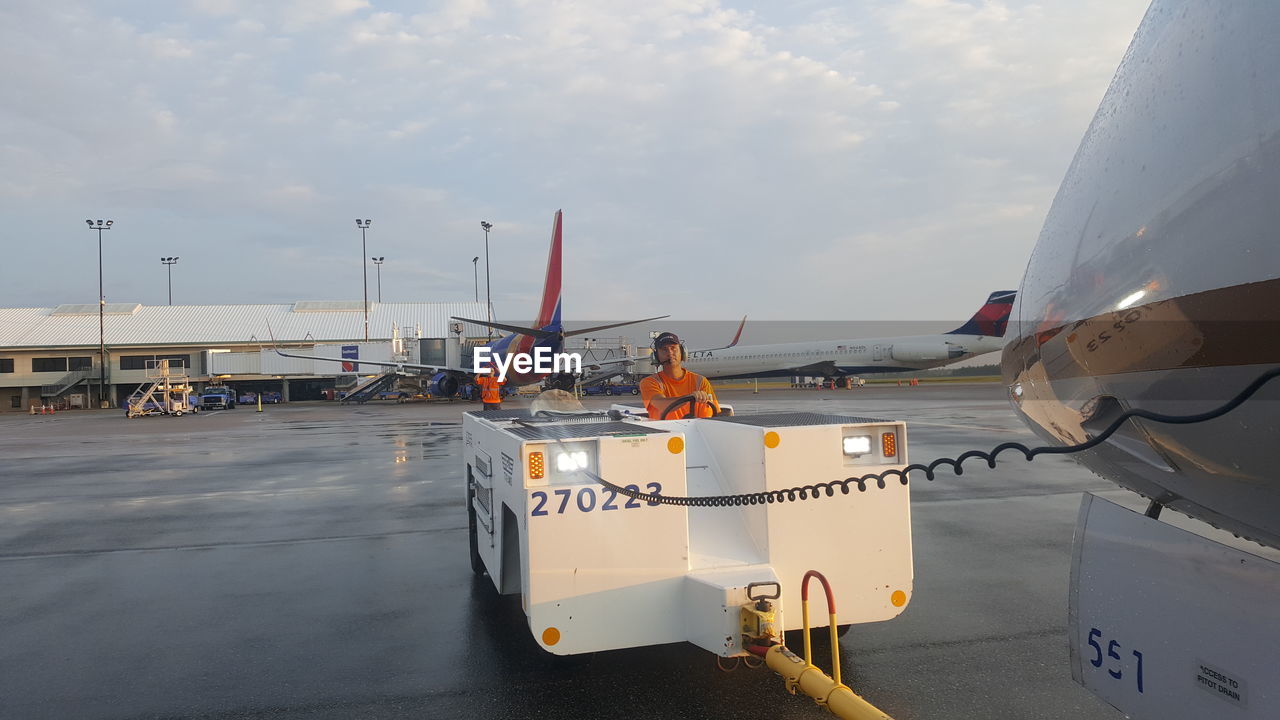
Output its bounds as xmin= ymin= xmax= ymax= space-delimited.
xmin=660 ymin=393 xmax=723 ymax=420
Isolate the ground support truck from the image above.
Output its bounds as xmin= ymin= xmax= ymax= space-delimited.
xmin=200 ymin=386 xmax=236 ymax=410
xmin=463 ymin=403 xmax=912 ymax=717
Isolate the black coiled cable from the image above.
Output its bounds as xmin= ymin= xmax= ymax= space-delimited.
xmin=559 ymin=366 xmax=1280 ymax=508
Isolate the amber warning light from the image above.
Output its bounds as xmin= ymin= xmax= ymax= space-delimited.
xmin=882 ymin=432 xmax=897 ymax=458
xmin=528 ymin=451 xmax=545 ymax=480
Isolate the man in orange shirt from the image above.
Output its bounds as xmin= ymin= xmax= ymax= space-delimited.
xmin=476 ymin=367 xmax=504 ymax=411
xmin=640 ymin=332 xmax=719 ymax=419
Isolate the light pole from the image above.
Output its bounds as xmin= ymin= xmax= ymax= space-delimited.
xmin=160 ymin=256 xmax=179 ymax=305
xmin=86 ymin=219 xmax=113 ymax=407
xmin=471 ymin=256 xmax=479 ymax=302
xmin=356 ymin=219 xmax=371 ymax=341
xmin=371 ymin=256 xmax=384 ymax=302
xmin=481 ymin=221 xmax=493 ymax=339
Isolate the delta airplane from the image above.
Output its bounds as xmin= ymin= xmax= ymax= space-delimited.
xmin=275 ymin=210 xmax=663 ymax=394
xmin=679 ymin=291 xmax=1014 ymax=383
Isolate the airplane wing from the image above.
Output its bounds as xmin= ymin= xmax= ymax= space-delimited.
xmin=450 ymin=315 xmax=671 ymax=340
xmin=271 ymin=347 xmax=465 ymax=376
xmin=451 ymin=317 xmax=557 ymax=341
xmin=264 ymin=319 xmax=467 ymax=375
xmin=564 ymin=316 xmax=670 ymax=337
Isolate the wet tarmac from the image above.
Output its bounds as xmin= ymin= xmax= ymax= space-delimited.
xmin=0 ymin=385 xmax=1131 ymax=719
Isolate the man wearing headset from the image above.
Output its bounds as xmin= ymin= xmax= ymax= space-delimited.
xmin=639 ymin=332 xmax=719 ymax=419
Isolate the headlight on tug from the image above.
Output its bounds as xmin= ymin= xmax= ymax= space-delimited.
xmin=556 ymin=450 xmax=589 ymax=472
xmin=842 ymin=435 xmax=872 ymax=457
xmin=524 ymin=441 xmax=598 ymax=485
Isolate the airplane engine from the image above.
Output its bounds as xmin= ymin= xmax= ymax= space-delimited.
xmin=430 ymin=372 xmax=459 ymax=398
xmin=890 ymin=343 xmax=963 ymax=363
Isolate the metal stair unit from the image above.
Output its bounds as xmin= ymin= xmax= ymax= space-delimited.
xmin=41 ymin=368 xmax=94 ymax=399
xmin=125 ymin=360 xmax=194 ymax=417
xmin=340 ymin=370 xmax=403 ymax=404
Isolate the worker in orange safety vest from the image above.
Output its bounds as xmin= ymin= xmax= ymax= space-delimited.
xmin=639 ymin=332 xmax=719 ymax=419
xmin=476 ymin=367 xmax=504 ymax=411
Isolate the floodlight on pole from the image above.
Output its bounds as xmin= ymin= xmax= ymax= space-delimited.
xmin=160 ymin=256 xmax=179 ymax=305
xmin=87 ymin=218 xmax=113 ymax=407
xmin=481 ymin=221 xmax=493 ymax=339
xmin=471 ymin=256 xmax=479 ymax=302
xmin=371 ymin=256 xmax=385 ymax=303
xmin=356 ymin=219 xmax=372 ymax=341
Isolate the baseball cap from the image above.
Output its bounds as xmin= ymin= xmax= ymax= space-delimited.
xmin=655 ymin=332 xmax=681 ymax=347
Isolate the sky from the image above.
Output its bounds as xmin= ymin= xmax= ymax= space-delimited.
xmin=0 ymin=0 xmax=1151 ymax=322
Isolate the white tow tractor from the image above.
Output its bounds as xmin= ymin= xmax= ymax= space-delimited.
xmin=463 ymin=396 xmax=913 ymax=715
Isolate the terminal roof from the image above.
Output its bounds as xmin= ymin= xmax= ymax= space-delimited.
xmin=0 ymin=302 xmax=489 ymax=349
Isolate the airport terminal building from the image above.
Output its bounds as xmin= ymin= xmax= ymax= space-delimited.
xmin=0 ymin=301 xmax=489 ymax=412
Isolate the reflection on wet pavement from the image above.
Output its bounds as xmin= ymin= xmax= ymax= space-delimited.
xmin=0 ymin=387 xmax=1123 ymax=719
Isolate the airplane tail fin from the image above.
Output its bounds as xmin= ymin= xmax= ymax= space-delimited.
xmin=455 ymin=210 xmax=669 ymax=341
xmin=947 ymin=291 xmax=1016 ymax=337
xmin=727 ymin=316 xmax=746 ymax=348
xmin=534 ymin=210 xmax=563 ymax=330
xmin=700 ymin=316 xmax=746 ymax=350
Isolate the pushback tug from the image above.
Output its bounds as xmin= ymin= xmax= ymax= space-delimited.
xmin=464 ymin=396 xmax=911 ymax=718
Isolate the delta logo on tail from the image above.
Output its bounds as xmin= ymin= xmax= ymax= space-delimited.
xmin=947 ymin=291 xmax=1016 ymax=337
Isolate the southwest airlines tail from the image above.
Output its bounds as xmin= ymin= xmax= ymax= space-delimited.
xmin=947 ymin=291 xmax=1016 ymax=337
xmin=535 ymin=210 xmax=563 ymax=330
xmin=452 ymin=210 xmax=667 ymax=340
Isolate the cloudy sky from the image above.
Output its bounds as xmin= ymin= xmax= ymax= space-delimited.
xmin=1 ymin=0 xmax=1150 ymax=322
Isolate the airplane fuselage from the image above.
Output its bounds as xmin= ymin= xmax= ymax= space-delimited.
xmin=682 ymin=333 xmax=1005 ymax=380
xmin=1001 ymin=0 xmax=1280 ymax=548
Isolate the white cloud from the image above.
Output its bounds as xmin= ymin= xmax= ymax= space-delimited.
xmin=279 ymin=0 xmax=369 ymax=31
xmin=387 ymin=120 xmax=431 ymax=140
xmin=149 ymin=36 xmax=194 ymax=59
xmin=0 ymin=0 xmax=1151 ymax=319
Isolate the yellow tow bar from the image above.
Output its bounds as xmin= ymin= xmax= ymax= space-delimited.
xmin=761 ymin=570 xmax=894 ymax=720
